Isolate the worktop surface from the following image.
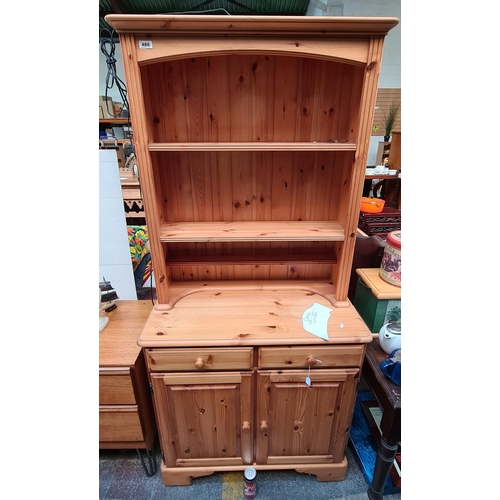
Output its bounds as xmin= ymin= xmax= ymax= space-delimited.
xmin=99 ymin=300 xmax=153 ymax=366
xmin=138 ymin=284 xmax=372 ymax=347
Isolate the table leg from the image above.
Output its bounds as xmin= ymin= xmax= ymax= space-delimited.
xmin=367 ymin=436 xmax=399 ymax=500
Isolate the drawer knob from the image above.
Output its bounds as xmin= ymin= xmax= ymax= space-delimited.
xmin=307 ymin=355 xmax=317 ymax=366
xmin=195 ymin=357 xmax=204 ymax=369
xmin=242 ymin=421 xmax=251 ymax=432
xmin=260 ymin=421 xmax=269 ymax=432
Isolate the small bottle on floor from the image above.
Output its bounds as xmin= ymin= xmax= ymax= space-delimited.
xmin=243 ymin=467 xmax=257 ymax=498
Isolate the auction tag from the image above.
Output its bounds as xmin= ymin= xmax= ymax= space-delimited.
xmin=139 ymin=40 xmax=153 ymax=49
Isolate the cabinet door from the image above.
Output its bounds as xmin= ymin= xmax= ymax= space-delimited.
xmin=151 ymin=372 xmax=253 ymax=467
xmin=256 ymin=369 xmax=359 ymax=465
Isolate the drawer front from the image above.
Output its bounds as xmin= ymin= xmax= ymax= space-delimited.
xmin=99 ymin=372 xmax=136 ymax=405
xmin=145 ymin=347 xmax=253 ymax=372
xmin=99 ymin=406 xmax=144 ymax=443
xmin=258 ymin=345 xmax=365 ymax=369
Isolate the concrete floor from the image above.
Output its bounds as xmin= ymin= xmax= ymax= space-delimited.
xmin=99 ymin=441 xmax=401 ymax=500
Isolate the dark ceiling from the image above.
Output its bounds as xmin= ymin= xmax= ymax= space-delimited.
xmin=99 ymin=1 xmax=311 ymax=40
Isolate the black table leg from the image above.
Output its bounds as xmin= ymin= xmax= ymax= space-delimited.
xmin=367 ymin=436 xmax=399 ymax=500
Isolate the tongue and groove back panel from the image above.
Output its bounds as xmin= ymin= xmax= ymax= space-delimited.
xmin=142 ymin=54 xmax=361 ymax=282
xmin=106 ymin=14 xmax=397 ymax=306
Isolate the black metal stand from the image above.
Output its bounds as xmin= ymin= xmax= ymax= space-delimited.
xmin=136 ymin=443 xmax=158 ymax=477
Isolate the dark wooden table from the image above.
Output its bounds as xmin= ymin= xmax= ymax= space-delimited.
xmin=362 ymin=339 xmax=401 ymax=499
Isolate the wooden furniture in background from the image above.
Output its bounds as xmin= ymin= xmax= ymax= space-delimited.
xmin=385 ymin=131 xmax=401 ymax=208
xmin=99 ymin=119 xmax=131 ymax=168
xmin=362 ymin=339 xmax=401 ymax=499
xmin=105 ymin=13 xmax=399 ymax=486
xmin=387 ymin=132 xmax=401 ymax=171
xmin=366 ymin=131 xmax=401 ymax=208
xmin=99 ymin=300 xmax=157 ymax=476
xmin=375 ymin=141 xmax=391 ymax=166
xmin=358 ymin=205 xmax=401 ymax=239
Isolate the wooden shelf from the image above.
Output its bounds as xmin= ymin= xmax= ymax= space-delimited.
xmin=149 ymin=142 xmax=357 ymax=152
xmin=99 ymin=118 xmax=130 ymax=124
xmin=365 ymin=174 xmax=400 ymax=180
xmin=168 ymin=253 xmax=337 ymax=267
xmin=159 ymin=221 xmax=345 ymax=243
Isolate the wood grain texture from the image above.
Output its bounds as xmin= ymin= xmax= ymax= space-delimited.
xmin=106 ymin=16 xmax=400 ymax=485
xmin=105 ymin=14 xmax=399 ymax=37
xmin=99 ymin=300 xmax=153 ymax=366
xmin=159 ymin=221 xmax=345 ymax=242
xmin=145 ymin=347 xmax=253 ymax=372
xmin=151 ymin=371 xmax=253 ymax=467
xmin=138 ymin=282 xmax=372 ymax=346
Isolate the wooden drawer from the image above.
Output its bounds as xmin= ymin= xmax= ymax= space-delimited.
xmin=99 ymin=406 xmax=144 ymax=442
xmin=145 ymin=347 xmax=253 ymax=372
xmin=99 ymin=369 xmax=136 ymax=405
xmin=258 ymin=345 xmax=365 ymax=369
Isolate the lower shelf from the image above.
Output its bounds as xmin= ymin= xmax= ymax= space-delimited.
xmin=349 ymin=391 xmax=401 ymax=494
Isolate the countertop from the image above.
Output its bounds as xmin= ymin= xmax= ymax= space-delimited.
xmin=138 ymin=284 xmax=373 ymax=347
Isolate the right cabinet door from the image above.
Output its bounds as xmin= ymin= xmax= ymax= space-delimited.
xmin=256 ymin=368 xmax=359 ymax=465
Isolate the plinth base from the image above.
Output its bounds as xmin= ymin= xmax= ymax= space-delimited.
xmin=160 ymin=458 xmax=348 ymax=486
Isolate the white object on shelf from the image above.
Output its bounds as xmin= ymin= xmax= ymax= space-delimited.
xmin=99 ymin=316 xmax=109 ymax=332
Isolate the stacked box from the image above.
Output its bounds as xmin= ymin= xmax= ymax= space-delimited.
xmin=99 ymin=95 xmax=114 ymax=118
xmin=353 ymin=268 xmax=401 ymax=333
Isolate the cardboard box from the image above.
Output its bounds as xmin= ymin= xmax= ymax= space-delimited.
xmin=99 ymin=95 xmax=114 ymax=119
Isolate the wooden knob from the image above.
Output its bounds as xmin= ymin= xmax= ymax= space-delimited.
xmin=242 ymin=421 xmax=251 ymax=432
xmin=195 ymin=357 xmax=204 ymax=369
xmin=260 ymin=421 xmax=269 ymax=432
xmin=307 ymin=356 xmax=317 ymax=366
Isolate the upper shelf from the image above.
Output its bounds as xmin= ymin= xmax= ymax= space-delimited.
xmin=149 ymin=142 xmax=357 ymax=152
xmin=160 ymin=221 xmax=345 ymax=243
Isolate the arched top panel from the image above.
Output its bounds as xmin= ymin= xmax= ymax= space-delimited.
xmin=133 ymin=36 xmax=370 ymax=67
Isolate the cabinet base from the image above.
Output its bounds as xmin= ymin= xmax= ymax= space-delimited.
xmin=160 ymin=457 xmax=348 ymax=486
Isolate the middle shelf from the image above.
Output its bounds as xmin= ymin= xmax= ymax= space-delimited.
xmin=149 ymin=142 xmax=357 ymax=152
xmin=159 ymin=221 xmax=345 ymax=242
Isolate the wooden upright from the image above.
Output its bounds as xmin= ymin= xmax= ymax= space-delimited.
xmin=106 ymin=14 xmax=399 ymax=486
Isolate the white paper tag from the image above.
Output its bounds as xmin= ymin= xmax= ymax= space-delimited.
xmin=301 ymin=302 xmax=332 ymax=340
xmin=139 ymin=40 xmax=153 ymax=49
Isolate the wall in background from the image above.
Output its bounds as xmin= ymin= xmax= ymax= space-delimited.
xmin=99 ymin=149 xmax=137 ymax=300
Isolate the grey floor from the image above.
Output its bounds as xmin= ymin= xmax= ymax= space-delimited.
xmin=99 ymin=441 xmax=401 ymax=500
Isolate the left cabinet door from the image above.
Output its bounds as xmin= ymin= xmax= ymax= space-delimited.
xmin=151 ymin=371 xmax=253 ymax=468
